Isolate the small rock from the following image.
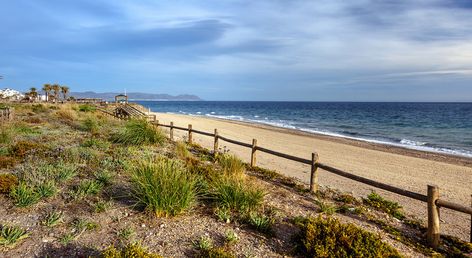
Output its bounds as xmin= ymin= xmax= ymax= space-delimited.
xmin=159 ymin=224 xmax=165 ymax=228
xmin=141 ymin=224 xmax=146 ymax=228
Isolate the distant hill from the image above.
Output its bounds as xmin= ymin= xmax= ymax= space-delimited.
xmin=70 ymin=91 xmax=202 ymax=101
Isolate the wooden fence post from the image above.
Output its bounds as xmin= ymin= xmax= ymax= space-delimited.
xmin=214 ymin=129 xmax=219 ymax=154
xmin=155 ymin=120 xmax=159 ymax=129
xmin=251 ymin=139 xmax=257 ymax=167
xmin=153 ymin=114 xmax=157 ymax=122
xmin=170 ymin=122 xmax=174 ymax=141
xmin=427 ymin=185 xmax=440 ymax=248
xmin=188 ymin=124 xmax=193 ymax=144
xmin=310 ymin=152 xmax=319 ymax=193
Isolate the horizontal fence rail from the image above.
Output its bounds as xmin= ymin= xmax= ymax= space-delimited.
xmin=99 ymin=108 xmax=472 ymax=246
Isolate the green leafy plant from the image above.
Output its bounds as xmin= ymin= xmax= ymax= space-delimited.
xmin=37 ymin=180 xmax=57 ymax=198
xmin=94 ymin=199 xmax=113 ymax=213
xmin=81 ymin=138 xmax=110 ymax=150
xmin=55 ymin=161 xmax=78 ymax=182
xmin=0 ymin=225 xmax=29 ymax=248
xmin=42 ymin=210 xmax=63 ymax=227
xmin=363 ymin=191 xmax=405 ymax=220
xmin=117 ymin=227 xmax=135 ymax=241
xmin=214 ymin=207 xmax=231 ymax=223
xmin=247 ymin=211 xmax=274 ymax=234
xmin=193 ymin=236 xmax=213 ymax=251
xmin=101 ymin=243 xmax=163 ymax=258
xmin=71 ymin=179 xmax=103 ymax=199
xmin=111 ymin=119 xmax=165 ymax=145
xmin=94 ymin=170 xmax=113 ymax=186
xmin=295 ymin=216 xmax=401 ymax=257
xmin=224 ymin=229 xmax=239 ymax=244
xmin=314 ymin=199 xmax=337 ymax=215
xmin=59 ymin=233 xmax=75 ymax=245
xmin=130 ymin=158 xmax=197 ymax=217
xmin=10 ymin=182 xmax=41 ymax=207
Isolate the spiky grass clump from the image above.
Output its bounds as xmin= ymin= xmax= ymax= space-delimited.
xmin=0 ymin=127 xmax=12 ymax=144
xmin=78 ymin=104 xmax=96 ymax=112
xmin=0 ymin=174 xmax=18 ymax=193
xmin=71 ymin=179 xmax=103 ymax=199
xmin=81 ymin=117 xmax=99 ymax=134
xmin=102 ymin=243 xmax=163 ymax=258
xmin=0 ymin=225 xmax=29 ymax=248
xmin=10 ymin=182 xmax=41 ymax=207
xmin=111 ymin=119 xmax=165 ymax=146
xmin=217 ymin=154 xmax=245 ymax=179
xmin=131 ymin=158 xmax=197 ymax=217
xmin=210 ymin=177 xmax=265 ymax=214
xmin=247 ymin=211 xmax=275 ymax=234
xmin=295 ymin=216 xmax=401 ymax=258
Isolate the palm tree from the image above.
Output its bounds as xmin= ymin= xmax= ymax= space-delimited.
xmin=29 ymin=87 xmax=38 ymax=102
xmin=42 ymin=84 xmax=52 ymax=102
xmin=60 ymin=86 xmax=69 ymax=101
xmin=52 ymin=84 xmax=60 ymax=103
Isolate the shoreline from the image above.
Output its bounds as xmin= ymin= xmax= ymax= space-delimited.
xmin=156 ymin=112 xmax=472 ymax=167
xmin=150 ymin=111 xmax=472 ymax=241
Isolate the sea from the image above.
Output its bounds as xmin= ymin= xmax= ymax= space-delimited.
xmin=135 ymin=101 xmax=472 ymax=158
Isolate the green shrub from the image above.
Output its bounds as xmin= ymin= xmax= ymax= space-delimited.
xmin=295 ymin=216 xmax=401 ymax=257
xmin=10 ymin=182 xmax=41 ymax=207
xmin=101 ymin=243 xmax=163 ymax=258
xmin=116 ymin=227 xmax=135 ymax=241
xmin=78 ymin=104 xmax=96 ymax=112
xmin=217 ymin=154 xmax=245 ymax=178
xmin=11 ymin=122 xmax=40 ymax=135
xmin=210 ymin=177 xmax=265 ymax=214
xmin=363 ymin=192 xmax=405 ymax=220
xmin=0 ymin=225 xmax=29 ymax=248
xmin=111 ymin=119 xmax=165 ymax=145
xmin=130 ymin=158 xmax=197 ymax=217
xmin=224 ymin=229 xmax=239 ymax=244
xmin=0 ymin=174 xmax=18 ymax=193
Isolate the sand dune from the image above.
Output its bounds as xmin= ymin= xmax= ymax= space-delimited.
xmin=152 ymin=112 xmax=472 ymax=241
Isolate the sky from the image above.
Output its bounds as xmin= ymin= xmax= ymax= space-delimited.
xmin=1 ymin=0 xmax=472 ymax=101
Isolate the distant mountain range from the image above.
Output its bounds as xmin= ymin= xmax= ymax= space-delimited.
xmin=70 ymin=91 xmax=202 ymax=101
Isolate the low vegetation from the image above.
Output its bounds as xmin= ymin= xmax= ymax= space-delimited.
xmin=111 ymin=119 xmax=165 ymax=145
xmin=130 ymin=158 xmax=197 ymax=217
xmin=0 ymin=102 xmax=468 ymax=257
xmin=295 ymin=216 xmax=401 ymax=257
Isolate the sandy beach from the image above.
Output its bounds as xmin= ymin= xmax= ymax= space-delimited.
xmin=152 ymin=111 xmax=472 ymax=241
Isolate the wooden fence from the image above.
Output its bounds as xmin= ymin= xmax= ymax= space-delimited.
xmin=99 ymin=109 xmax=472 ymax=247
xmin=0 ymin=107 xmax=12 ymax=121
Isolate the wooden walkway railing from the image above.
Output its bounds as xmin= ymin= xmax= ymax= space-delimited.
xmin=99 ymin=109 xmax=472 ymax=247
xmin=0 ymin=107 xmax=12 ymax=121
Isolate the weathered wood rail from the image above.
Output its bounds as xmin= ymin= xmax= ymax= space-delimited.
xmin=98 ymin=109 xmax=472 ymax=247
xmin=0 ymin=107 xmax=12 ymax=121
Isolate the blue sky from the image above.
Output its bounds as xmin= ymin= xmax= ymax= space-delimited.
xmin=1 ymin=0 xmax=472 ymax=101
